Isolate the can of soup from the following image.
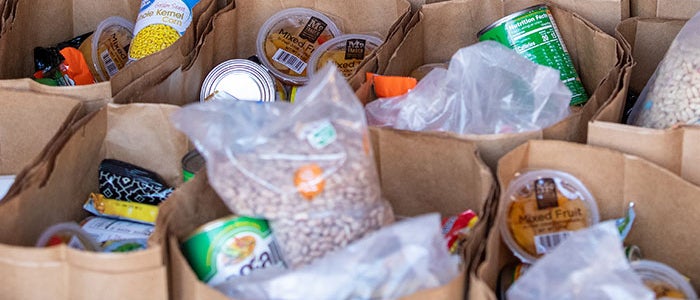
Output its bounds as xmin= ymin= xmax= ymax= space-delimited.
xmin=182 ymin=149 xmax=205 ymax=182
xmin=478 ymin=5 xmax=588 ymax=106
xmin=200 ymin=59 xmax=279 ymax=102
xmin=181 ymin=215 xmax=286 ymax=286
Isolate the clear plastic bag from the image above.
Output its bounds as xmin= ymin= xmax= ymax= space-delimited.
xmin=629 ymin=11 xmax=700 ymax=129
xmin=365 ymin=41 xmax=572 ymax=135
xmin=507 ymin=221 xmax=655 ymax=300
xmin=171 ymin=64 xmax=394 ymax=268
xmin=214 ymin=213 xmax=460 ymax=300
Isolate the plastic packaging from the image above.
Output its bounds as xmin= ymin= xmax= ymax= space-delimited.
xmin=500 ymin=169 xmax=600 ymax=263
xmin=365 ymin=41 xmax=571 ymax=135
xmin=79 ymin=16 xmax=134 ymax=81
xmin=629 ymin=11 xmax=700 ymax=129
xmin=507 ymin=221 xmax=655 ymax=300
xmin=307 ymin=34 xmax=383 ymax=79
xmin=214 ymin=214 xmax=459 ymax=300
xmin=0 ymin=175 xmax=15 ymax=200
xmin=256 ymin=8 xmax=342 ymax=85
xmin=36 ymin=222 xmax=102 ymax=252
xmin=632 ymin=260 xmax=698 ymax=299
xmin=98 ymin=159 xmax=173 ymax=205
xmin=171 ymin=64 xmax=394 ymax=268
xmin=33 ymin=32 xmax=96 ymax=86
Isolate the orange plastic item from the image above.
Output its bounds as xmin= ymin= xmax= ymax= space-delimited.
xmin=59 ymin=47 xmax=95 ymax=85
xmin=366 ymin=72 xmax=417 ymax=98
xmin=294 ymin=164 xmax=325 ymax=200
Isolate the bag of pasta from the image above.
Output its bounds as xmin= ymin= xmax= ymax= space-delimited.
xmin=171 ymin=64 xmax=394 ymax=268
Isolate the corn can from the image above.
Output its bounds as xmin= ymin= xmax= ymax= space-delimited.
xmin=129 ymin=0 xmax=200 ymax=60
xmin=181 ymin=215 xmax=286 ymax=286
xmin=478 ymin=5 xmax=588 ymax=106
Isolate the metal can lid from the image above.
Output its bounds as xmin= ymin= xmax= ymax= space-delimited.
xmin=182 ymin=149 xmax=205 ymax=175
xmin=477 ymin=4 xmax=548 ymax=38
xmin=200 ymin=59 xmax=277 ymax=102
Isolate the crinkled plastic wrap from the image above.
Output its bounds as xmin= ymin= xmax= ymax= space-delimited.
xmin=507 ymin=222 xmax=655 ymax=300
xmin=171 ymin=64 xmax=394 ymax=268
xmin=365 ymin=41 xmax=571 ymax=135
xmin=214 ymin=214 xmax=459 ymax=300
xmin=629 ymin=11 xmax=700 ymax=129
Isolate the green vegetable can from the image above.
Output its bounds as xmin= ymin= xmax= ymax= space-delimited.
xmin=478 ymin=5 xmax=588 ymax=106
xmin=181 ymin=215 xmax=286 ymax=286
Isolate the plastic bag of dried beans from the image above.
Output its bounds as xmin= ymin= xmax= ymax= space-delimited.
xmin=171 ymin=64 xmax=394 ymax=268
xmin=629 ymin=12 xmax=700 ymax=129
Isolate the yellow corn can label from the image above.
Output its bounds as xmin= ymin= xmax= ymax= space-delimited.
xmin=129 ymin=0 xmax=200 ymax=60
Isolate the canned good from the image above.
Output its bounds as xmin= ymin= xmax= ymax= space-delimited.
xmin=129 ymin=0 xmax=201 ymax=60
xmin=181 ymin=215 xmax=286 ymax=286
xmin=182 ymin=149 xmax=205 ymax=182
xmin=200 ymin=59 xmax=279 ymax=102
xmin=478 ymin=5 xmax=588 ymax=106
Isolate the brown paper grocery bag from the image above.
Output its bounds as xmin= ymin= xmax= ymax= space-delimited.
xmin=152 ymin=126 xmax=496 ymax=300
xmin=373 ymin=0 xmax=627 ymax=171
xmin=502 ymin=0 xmax=630 ymax=35
xmin=632 ymin=0 xmax=700 ymax=18
xmin=109 ymin=0 xmax=230 ymax=97
xmin=0 ymin=103 xmax=189 ymax=299
xmin=0 ymin=0 xmax=226 ymax=99
xmin=0 ymin=89 xmax=82 ymax=200
xmin=113 ymin=0 xmax=412 ymax=105
xmin=0 ymin=78 xmax=111 ymax=114
xmin=588 ymin=18 xmax=700 ymax=186
xmin=471 ymin=140 xmax=700 ymax=299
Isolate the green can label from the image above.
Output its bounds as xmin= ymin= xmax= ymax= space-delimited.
xmin=479 ymin=6 xmax=588 ymax=106
xmin=181 ymin=216 xmax=285 ymax=286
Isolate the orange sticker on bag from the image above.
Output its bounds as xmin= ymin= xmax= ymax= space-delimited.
xmin=294 ymin=164 xmax=325 ymax=200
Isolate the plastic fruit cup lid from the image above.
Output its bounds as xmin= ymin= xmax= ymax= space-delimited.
xmin=91 ymin=16 xmax=134 ymax=81
xmin=255 ymin=8 xmax=342 ymax=86
xmin=499 ymin=169 xmax=600 ymax=263
xmin=632 ymin=260 xmax=698 ymax=299
xmin=307 ymin=34 xmax=383 ymax=79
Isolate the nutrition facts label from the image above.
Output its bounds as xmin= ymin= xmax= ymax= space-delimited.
xmin=479 ymin=6 xmax=588 ymax=105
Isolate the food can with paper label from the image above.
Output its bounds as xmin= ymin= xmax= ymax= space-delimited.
xmin=478 ymin=5 xmax=588 ymax=106
xmin=129 ymin=0 xmax=200 ymax=60
xmin=181 ymin=215 xmax=286 ymax=286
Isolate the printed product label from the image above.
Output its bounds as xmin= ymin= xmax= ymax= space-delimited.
xmin=299 ymin=17 xmax=328 ymax=43
xmin=130 ymin=0 xmax=198 ymax=59
xmin=479 ymin=7 xmax=588 ymax=105
xmin=182 ymin=217 xmax=285 ymax=286
xmin=344 ymin=39 xmax=367 ymax=60
xmin=264 ymin=17 xmax=336 ymax=77
xmin=506 ymin=178 xmax=591 ymax=257
xmin=81 ymin=217 xmax=155 ymax=243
